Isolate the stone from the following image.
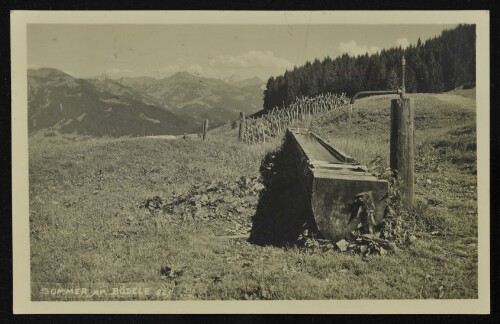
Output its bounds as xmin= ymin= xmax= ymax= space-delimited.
xmin=335 ymin=239 xmax=349 ymax=252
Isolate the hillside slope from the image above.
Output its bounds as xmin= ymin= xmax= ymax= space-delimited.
xmin=28 ymin=68 xmax=198 ymax=136
xmin=118 ymin=72 xmax=264 ymax=126
xmin=29 ymin=91 xmax=478 ymax=300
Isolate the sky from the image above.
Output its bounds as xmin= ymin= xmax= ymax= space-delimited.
xmin=27 ymin=24 xmax=457 ymax=81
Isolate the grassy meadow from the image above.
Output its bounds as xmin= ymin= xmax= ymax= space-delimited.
xmin=29 ymin=89 xmax=478 ymax=300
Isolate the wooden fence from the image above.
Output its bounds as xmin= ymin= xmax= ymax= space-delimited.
xmin=240 ymin=93 xmax=349 ymax=144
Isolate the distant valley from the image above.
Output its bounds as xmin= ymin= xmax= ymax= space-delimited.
xmin=27 ymin=68 xmax=265 ymax=137
xmin=117 ymin=72 xmax=264 ymax=124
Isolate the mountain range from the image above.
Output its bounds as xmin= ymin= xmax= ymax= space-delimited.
xmin=117 ymin=72 xmax=264 ymax=124
xmin=27 ymin=68 xmax=265 ymax=137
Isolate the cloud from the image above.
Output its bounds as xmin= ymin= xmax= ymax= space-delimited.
xmin=338 ymin=40 xmax=380 ymax=57
xmin=209 ymin=50 xmax=293 ymax=70
xmin=159 ymin=65 xmax=181 ymax=74
xmin=106 ymin=67 xmax=133 ymax=76
xmin=396 ymin=37 xmax=410 ymax=49
xmin=186 ymin=64 xmax=204 ymax=75
xmin=155 ymin=51 xmax=293 ymax=79
xmin=158 ymin=64 xmax=204 ymax=76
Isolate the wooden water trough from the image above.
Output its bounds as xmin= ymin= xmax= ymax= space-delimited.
xmin=287 ymin=128 xmax=388 ymax=241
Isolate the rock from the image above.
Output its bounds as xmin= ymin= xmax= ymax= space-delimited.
xmin=335 ymin=239 xmax=349 ymax=252
xmin=63 ymin=201 xmax=74 ymax=208
xmin=437 ymin=285 xmax=445 ymax=299
xmin=207 ymin=182 xmax=219 ymax=192
xmin=196 ymin=208 xmax=209 ymax=217
xmin=384 ymin=205 xmax=395 ymax=218
xmin=427 ymin=198 xmax=442 ymax=206
xmin=212 ymin=275 xmax=223 ymax=284
xmin=160 ymin=265 xmax=186 ymax=279
xmin=426 ymin=179 xmax=432 ymax=185
xmin=252 ymin=183 xmax=265 ymax=192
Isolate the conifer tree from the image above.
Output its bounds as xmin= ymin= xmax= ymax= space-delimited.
xmin=262 ymin=24 xmax=475 ymax=111
xmin=386 ymin=68 xmax=399 ymax=90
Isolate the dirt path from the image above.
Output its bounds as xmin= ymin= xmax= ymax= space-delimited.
xmin=431 ymin=92 xmax=476 ymax=111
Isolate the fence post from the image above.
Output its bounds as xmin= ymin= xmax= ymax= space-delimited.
xmin=260 ymin=120 xmax=266 ymax=143
xmin=238 ymin=112 xmax=245 ymax=142
xmin=203 ymin=119 xmax=209 ymax=140
xmin=390 ymin=98 xmax=414 ymax=205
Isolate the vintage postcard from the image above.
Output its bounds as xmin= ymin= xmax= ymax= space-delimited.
xmin=11 ymin=11 xmax=490 ymax=314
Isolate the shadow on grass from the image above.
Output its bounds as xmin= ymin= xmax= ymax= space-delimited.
xmin=249 ymin=134 xmax=318 ymax=246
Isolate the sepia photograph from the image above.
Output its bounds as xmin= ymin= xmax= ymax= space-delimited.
xmin=11 ymin=11 xmax=490 ymax=313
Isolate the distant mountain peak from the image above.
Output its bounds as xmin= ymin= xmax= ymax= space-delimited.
xmin=27 ymin=68 xmax=198 ymax=136
xmin=28 ymin=66 xmax=265 ymax=135
xmin=170 ymin=71 xmax=197 ymax=79
xmin=223 ymin=74 xmax=243 ymax=84
xmin=28 ymin=67 xmax=72 ymax=78
xmin=233 ymin=76 xmax=265 ymax=88
xmin=94 ymin=73 xmax=110 ymax=81
xmin=248 ymin=76 xmax=264 ymax=82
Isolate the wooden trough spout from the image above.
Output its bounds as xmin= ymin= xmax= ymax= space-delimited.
xmin=287 ymin=128 xmax=388 ymax=241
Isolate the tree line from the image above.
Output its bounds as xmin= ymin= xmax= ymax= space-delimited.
xmin=263 ymin=24 xmax=475 ymax=111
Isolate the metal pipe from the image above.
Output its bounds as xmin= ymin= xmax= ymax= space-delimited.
xmin=350 ymin=89 xmax=402 ymax=104
xmin=350 ymin=56 xmax=407 ymax=104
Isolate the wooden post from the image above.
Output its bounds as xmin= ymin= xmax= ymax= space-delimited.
xmin=251 ymin=121 xmax=256 ymax=144
xmin=202 ymin=119 xmax=208 ymax=140
xmin=390 ymin=98 xmax=414 ymax=205
xmin=260 ymin=120 xmax=266 ymax=143
xmin=238 ymin=112 xmax=245 ymax=142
